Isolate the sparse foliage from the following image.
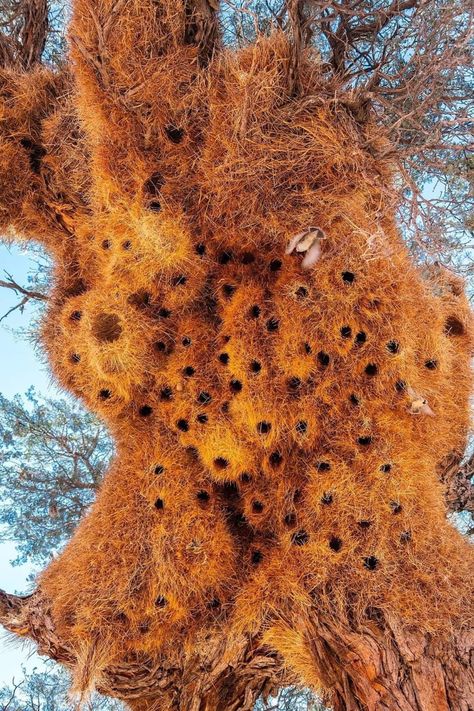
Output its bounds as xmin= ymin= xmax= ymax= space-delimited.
xmin=0 ymin=388 xmax=112 ymax=566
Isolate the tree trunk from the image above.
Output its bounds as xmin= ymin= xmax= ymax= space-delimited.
xmin=2 ymin=590 xmax=473 ymax=710
xmin=309 ymin=614 xmax=474 ymax=711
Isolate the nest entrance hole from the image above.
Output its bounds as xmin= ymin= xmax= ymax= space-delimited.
xmin=92 ymin=313 xmax=122 ymax=343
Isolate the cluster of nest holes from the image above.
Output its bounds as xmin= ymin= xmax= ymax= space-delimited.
xmin=211 ymin=250 xmax=285 ymax=272
xmin=101 ymin=238 xmax=132 ymax=251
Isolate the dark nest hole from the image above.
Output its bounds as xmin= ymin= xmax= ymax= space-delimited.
xmin=219 ymin=352 xmax=230 ymax=365
xmin=288 ymin=376 xmax=301 ymax=391
xmin=144 ymin=172 xmax=164 ymax=197
xmin=425 ymin=359 xmax=438 ymax=370
xmin=380 ymin=463 xmax=392 ymax=473
xmin=165 ymin=125 xmax=185 ymax=143
xmin=316 ymin=461 xmax=331 ymax=471
xmin=358 ymin=436 xmax=372 ymax=446
xmin=349 ymin=393 xmax=360 ymax=406
xmin=70 ymin=310 xmax=82 ymax=322
xmin=250 ymin=360 xmax=262 ymax=373
xmin=266 ymin=317 xmax=279 ymax=332
xmin=222 ymin=283 xmax=236 ymax=298
xmin=269 ymin=451 xmax=283 ymax=467
xmin=355 ymin=331 xmax=367 ymax=345
xmin=138 ymin=620 xmax=151 ymax=634
xmin=183 ymin=366 xmax=196 ymax=377
xmin=304 ymin=342 xmax=312 ymax=354
xmin=341 ymin=326 xmax=352 ymax=339
xmin=154 ymin=498 xmax=164 ymax=511
xmin=230 ymin=379 xmax=243 ymax=393
xmin=160 ymin=386 xmax=173 ymax=401
xmin=269 ymin=259 xmax=282 ymax=272
xmin=365 ymin=363 xmax=378 ymax=376
xmin=171 ymin=275 xmax=187 ymax=286
xmin=214 ymin=457 xmax=229 ymax=470
xmin=177 ymin=419 xmax=189 ymax=432
xmin=284 ymin=512 xmax=297 ymax=528
xmin=293 ymin=489 xmax=302 ymax=504
xmin=102 ymin=239 xmax=111 ymax=249
xmin=182 ymin=336 xmax=192 ymax=347
xmin=218 ymin=250 xmax=234 ymax=265
xmin=92 ymin=313 xmax=122 ymax=343
xmin=197 ymin=391 xmax=212 ymax=405
xmin=342 ymin=271 xmax=355 ymax=283
xmin=70 ymin=353 xmax=81 ymax=364
xmin=139 ymin=405 xmax=153 ymax=417
xmin=257 ymin=421 xmax=271 ymax=435
xmin=296 ymin=420 xmax=307 ymax=434
xmin=208 ymin=597 xmax=221 ymax=610
xmin=240 ymin=472 xmax=252 ymax=484
xmin=390 ymin=501 xmax=402 ymax=514
xmin=400 ymin=531 xmax=412 ymax=544
xmin=444 ymin=315 xmax=465 ymax=337
xmin=99 ymin=389 xmax=112 ymax=401
xmin=197 ymin=414 xmax=208 ymax=424
xmin=251 ymin=550 xmax=263 ymax=565
xmin=321 ymin=492 xmax=333 ymax=505
xmin=317 ymin=351 xmax=330 ymax=367
xmin=154 ymin=465 xmax=165 ymax=475
xmin=197 ymin=490 xmax=210 ymax=506
xmin=241 ymin=252 xmax=255 ymax=264
xmin=329 ymin=536 xmax=342 ymax=552
xmin=154 ymin=340 xmax=170 ymax=354
xmin=122 ymin=240 xmax=132 ymax=250
xmin=155 ymin=595 xmax=167 ymax=608
xmin=291 ymin=530 xmax=309 ymax=546
xmin=157 ymin=307 xmax=171 ymax=318
xmin=363 ymin=556 xmax=379 ymax=571
xmin=249 ymin=304 xmax=261 ymax=318
xmin=64 ymin=278 xmax=89 ymax=299
xmin=387 ymin=340 xmax=399 ymax=354
xmin=358 ymin=520 xmax=372 ymax=529
xmin=186 ymin=446 xmax=200 ymax=461
xmin=295 ymin=286 xmax=308 ymax=299
xmin=252 ymin=501 xmax=264 ymax=514
xmin=395 ymin=380 xmax=406 ymax=393
xmin=128 ymin=291 xmax=151 ymax=310
xmin=195 ymin=243 xmax=206 ymax=256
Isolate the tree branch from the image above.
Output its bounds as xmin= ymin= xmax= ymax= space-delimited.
xmin=0 ymin=0 xmax=49 ymax=69
xmin=0 ymin=272 xmax=48 ymax=322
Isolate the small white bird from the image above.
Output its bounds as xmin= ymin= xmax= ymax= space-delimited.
xmin=407 ymin=386 xmax=435 ymax=416
xmin=286 ymin=226 xmax=326 ymax=269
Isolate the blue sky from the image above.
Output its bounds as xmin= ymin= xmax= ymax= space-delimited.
xmin=0 ymin=242 xmax=58 ymax=687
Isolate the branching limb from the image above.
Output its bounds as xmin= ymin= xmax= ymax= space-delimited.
xmin=0 ymin=0 xmax=49 ymax=69
xmin=0 ymin=272 xmax=48 ymax=322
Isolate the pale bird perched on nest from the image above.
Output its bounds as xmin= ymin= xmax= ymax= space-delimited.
xmin=286 ymin=226 xmax=326 ymax=268
xmin=407 ymin=386 xmax=435 ymax=416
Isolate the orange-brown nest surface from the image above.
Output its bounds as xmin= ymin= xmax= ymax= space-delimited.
xmin=0 ymin=0 xmax=472 ymax=699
